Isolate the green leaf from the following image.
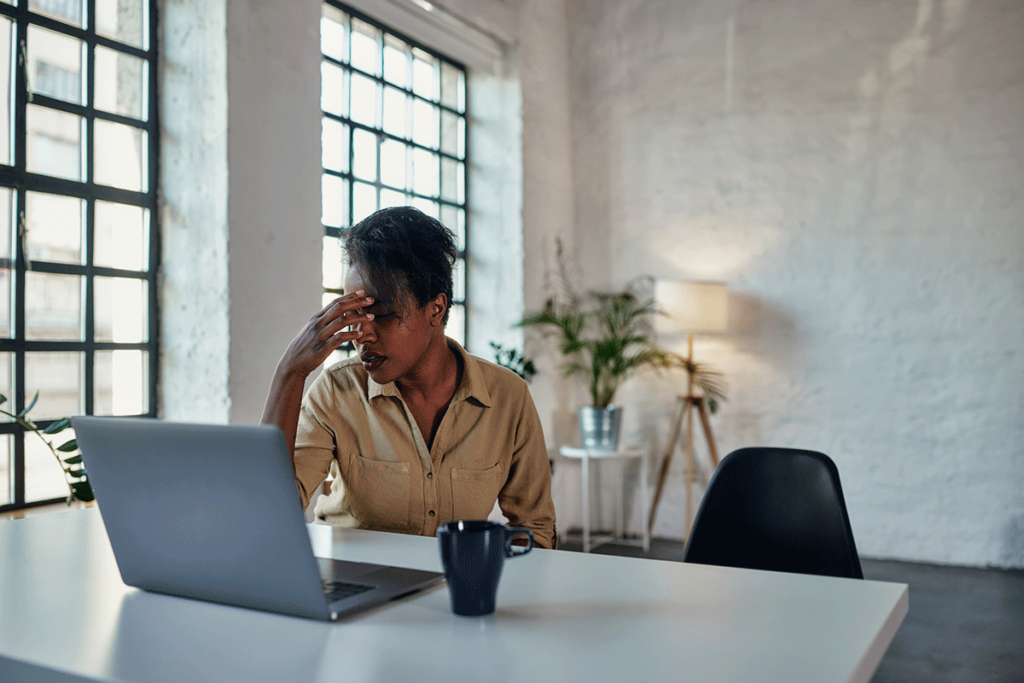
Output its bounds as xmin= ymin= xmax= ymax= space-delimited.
xmin=43 ymin=417 xmax=71 ymax=434
xmin=62 ymin=454 xmax=83 ymax=465
xmin=57 ymin=438 xmax=78 ymax=453
xmin=70 ymin=480 xmax=94 ymax=503
xmin=0 ymin=393 xmax=6 ymax=407
xmin=67 ymin=467 xmax=86 ymax=479
xmin=18 ymin=391 xmax=39 ymax=418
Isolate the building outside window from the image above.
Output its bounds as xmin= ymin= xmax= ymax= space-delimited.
xmin=319 ymin=1 xmax=468 ymax=365
xmin=0 ymin=0 xmax=159 ymax=511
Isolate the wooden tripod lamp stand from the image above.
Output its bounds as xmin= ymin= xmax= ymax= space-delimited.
xmin=648 ymin=281 xmax=728 ymax=538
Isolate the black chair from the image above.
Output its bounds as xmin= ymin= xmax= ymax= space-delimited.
xmin=682 ymin=447 xmax=864 ymax=579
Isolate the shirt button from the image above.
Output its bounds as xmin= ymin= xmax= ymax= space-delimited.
xmin=428 ymin=510 xmax=436 ymax=516
xmin=427 ymin=472 xmax=433 ymax=479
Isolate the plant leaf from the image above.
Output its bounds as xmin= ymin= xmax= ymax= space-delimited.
xmin=18 ymin=391 xmax=39 ymax=418
xmin=43 ymin=417 xmax=71 ymax=434
xmin=63 ymin=454 xmax=83 ymax=465
xmin=70 ymin=480 xmax=94 ymax=503
xmin=57 ymin=438 xmax=78 ymax=453
xmin=0 ymin=393 xmax=6 ymax=407
xmin=67 ymin=467 xmax=86 ymax=479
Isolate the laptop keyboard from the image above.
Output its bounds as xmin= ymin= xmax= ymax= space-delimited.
xmin=322 ymin=579 xmax=375 ymax=603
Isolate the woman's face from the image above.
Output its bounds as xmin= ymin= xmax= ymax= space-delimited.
xmin=344 ymin=264 xmax=441 ymax=386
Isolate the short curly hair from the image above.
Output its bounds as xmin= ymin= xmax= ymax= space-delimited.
xmin=344 ymin=207 xmax=458 ymax=325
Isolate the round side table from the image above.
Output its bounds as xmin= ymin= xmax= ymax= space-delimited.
xmin=559 ymin=446 xmax=651 ymax=553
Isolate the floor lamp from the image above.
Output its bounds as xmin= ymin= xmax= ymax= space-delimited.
xmin=648 ymin=281 xmax=727 ymax=539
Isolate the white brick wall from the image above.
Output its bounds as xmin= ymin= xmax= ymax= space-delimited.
xmin=561 ymin=0 xmax=1024 ymax=568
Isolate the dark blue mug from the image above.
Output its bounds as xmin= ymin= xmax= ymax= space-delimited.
xmin=437 ymin=520 xmax=534 ymax=616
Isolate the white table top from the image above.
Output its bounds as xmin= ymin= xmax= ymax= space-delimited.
xmin=0 ymin=508 xmax=907 ymax=683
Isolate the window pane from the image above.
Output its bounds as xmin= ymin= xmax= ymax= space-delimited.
xmin=94 ymin=120 xmax=146 ymax=191
xmin=322 ymin=234 xmax=344 ymax=290
xmin=320 ymin=62 xmax=348 ymax=117
xmin=350 ymin=73 xmax=377 ymax=127
xmin=320 ymin=4 xmax=347 ymax=63
xmin=321 ymin=118 xmax=349 ymax=174
xmin=28 ymin=25 xmax=84 ymax=105
xmin=0 ymin=268 xmax=10 ymax=338
xmin=453 ymin=257 xmax=465 ymax=301
xmin=321 ymin=174 xmax=348 ymax=228
xmin=383 ymin=36 xmax=407 ymax=87
xmin=440 ymin=110 xmax=458 ymax=156
xmin=0 ymin=353 xmax=10 ymax=414
xmin=352 ymin=181 xmax=376 ymax=222
xmin=446 ymin=304 xmax=464 ymax=347
xmin=440 ymin=203 xmax=458 ymax=244
xmin=412 ymin=49 xmax=437 ymax=101
xmin=349 ymin=18 xmax=379 ymax=76
xmin=0 ymin=434 xmax=10 ymax=506
xmin=410 ymin=197 xmax=438 ymax=219
xmin=95 ymin=0 xmax=147 ymax=49
xmin=379 ymin=188 xmax=406 ymax=209
xmin=94 ymin=349 xmax=148 ymax=415
xmin=440 ymin=62 xmax=459 ymax=110
xmin=412 ymin=148 xmax=438 ymax=197
xmin=0 ymin=18 xmax=11 ymax=166
xmin=380 ymin=138 xmax=406 ymax=190
xmin=95 ymin=46 xmax=147 ymax=120
xmin=412 ymin=100 xmax=438 ymax=149
xmin=95 ymin=276 xmax=147 ymax=343
xmin=382 ymin=86 xmax=407 ymax=138
xmin=27 ymin=105 xmax=83 ymax=181
xmin=440 ymin=157 xmax=458 ymax=203
xmin=0 ymin=186 xmax=11 ymax=259
xmin=26 ymin=191 xmax=83 ymax=264
xmin=352 ymin=128 xmax=376 ymax=182
xmin=25 ymin=432 xmax=69 ymax=503
xmin=26 ymin=272 xmax=82 ymax=341
xmin=30 ymin=0 xmax=84 ymax=28
xmin=25 ymin=351 xmax=83 ymax=419
xmin=95 ymin=201 xmax=148 ymax=270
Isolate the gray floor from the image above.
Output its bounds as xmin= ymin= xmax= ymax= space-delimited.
xmin=558 ymin=535 xmax=1024 ymax=683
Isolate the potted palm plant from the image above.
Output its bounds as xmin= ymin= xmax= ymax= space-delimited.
xmin=517 ymin=243 xmax=725 ymax=450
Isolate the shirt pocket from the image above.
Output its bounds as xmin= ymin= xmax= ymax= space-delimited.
xmin=342 ymin=454 xmax=412 ymax=532
xmin=450 ymin=462 xmax=505 ymax=521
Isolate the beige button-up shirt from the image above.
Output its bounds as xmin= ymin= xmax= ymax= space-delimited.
xmin=294 ymin=339 xmax=557 ymax=549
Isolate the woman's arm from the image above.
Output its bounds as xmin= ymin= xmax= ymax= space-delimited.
xmin=261 ymin=291 xmax=374 ymax=456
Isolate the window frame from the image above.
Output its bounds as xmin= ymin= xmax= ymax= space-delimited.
xmin=320 ymin=0 xmax=469 ymax=352
xmin=0 ymin=0 xmax=160 ymax=513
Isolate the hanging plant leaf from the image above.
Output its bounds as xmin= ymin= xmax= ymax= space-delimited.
xmin=43 ymin=417 xmax=72 ymax=434
xmin=0 ymin=393 xmax=6 ymax=407
xmin=63 ymin=454 xmax=83 ymax=465
xmin=18 ymin=391 xmax=40 ymax=418
xmin=57 ymin=439 xmax=79 ymax=453
xmin=67 ymin=468 xmax=86 ymax=479
xmin=70 ymin=480 xmax=94 ymax=503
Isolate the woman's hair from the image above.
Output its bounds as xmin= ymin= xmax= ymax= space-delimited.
xmin=344 ymin=207 xmax=458 ymax=325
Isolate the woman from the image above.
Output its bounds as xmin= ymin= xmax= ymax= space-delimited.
xmin=261 ymin=207 xmax=557 ymax=548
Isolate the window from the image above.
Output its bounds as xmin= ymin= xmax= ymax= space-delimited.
xmin=0 ymin=0 xmax=158 ymax=512
xmin=320 ymin=1 xmax=467 ymax=364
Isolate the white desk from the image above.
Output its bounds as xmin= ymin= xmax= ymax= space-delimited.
xmin=559 ymin=446 xmax=650 ymax=553
xmin=0 ymin=508 xmax=908 ymax=683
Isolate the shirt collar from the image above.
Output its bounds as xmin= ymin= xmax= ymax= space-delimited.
xmin=367 ymin=338 xmax=492 ymax=408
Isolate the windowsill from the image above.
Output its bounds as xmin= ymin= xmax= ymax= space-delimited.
xmin=0 ymin=500 xmax=92 ymax=522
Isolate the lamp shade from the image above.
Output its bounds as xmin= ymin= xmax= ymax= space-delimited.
xmin=655 ymin=280 xmax=728 ymax=334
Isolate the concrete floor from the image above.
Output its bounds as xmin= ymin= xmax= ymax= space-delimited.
xmin=558 ymin=535 xmax=1024 ymax=683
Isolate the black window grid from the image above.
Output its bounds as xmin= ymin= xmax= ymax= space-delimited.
xmin=321 ymin=0 xmax=469 ymax=347
xmin=0 ymin=0 xmax=160 ymax=513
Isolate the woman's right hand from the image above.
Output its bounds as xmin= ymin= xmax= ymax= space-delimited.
xmin=277 ymin=291 xmax=375 ymax=380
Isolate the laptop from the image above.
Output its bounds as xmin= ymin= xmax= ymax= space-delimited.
xmin=71 ymin=416 xmax=444 ymax=622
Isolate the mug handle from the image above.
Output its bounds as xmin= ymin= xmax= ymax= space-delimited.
xmin=504 ymin=527 xmax=534 ymax=558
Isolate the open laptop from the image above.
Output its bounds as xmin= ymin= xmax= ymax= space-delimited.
xmin=71 ymin=416 xmax=443 ymax=622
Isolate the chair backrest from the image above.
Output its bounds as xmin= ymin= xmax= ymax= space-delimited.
xmin=682 ymin=447 xmax=864 ymax=579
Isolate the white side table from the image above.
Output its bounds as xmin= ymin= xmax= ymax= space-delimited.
xmin=559 ymin=446 xmax=651 ymax=553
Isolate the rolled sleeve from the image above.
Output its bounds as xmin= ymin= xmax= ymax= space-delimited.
xmin=498 ymin=386 xmax=557 ymax=549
